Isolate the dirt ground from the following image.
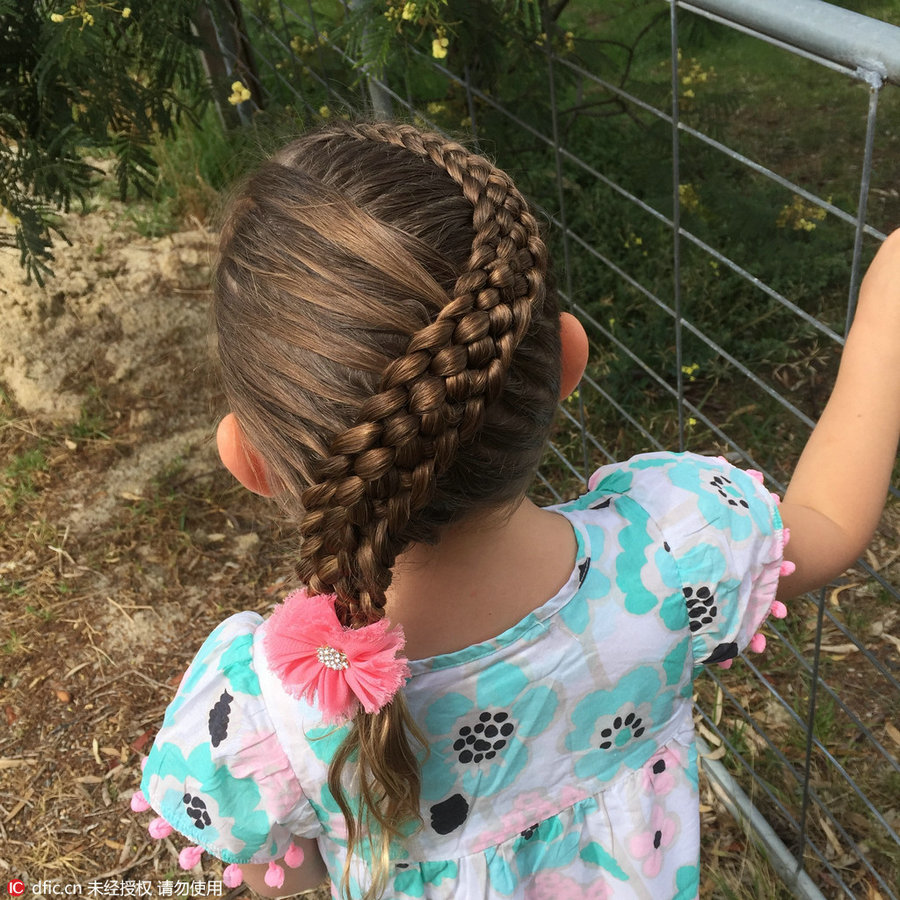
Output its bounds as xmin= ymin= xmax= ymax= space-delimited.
xmin=0 ymin=204 xmax=331 ymax=899
xmin=0 ymin=204 xmax=879 ymax=899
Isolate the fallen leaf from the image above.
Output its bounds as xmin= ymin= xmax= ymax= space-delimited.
xmin=885 ymin=721 xmax=900 ymax=749
xmin=0 ymin=758 xmax=36 ymax=769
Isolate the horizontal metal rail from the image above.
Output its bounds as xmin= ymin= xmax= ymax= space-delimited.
xmin=678 ymin=0 xmax=900 ymax=83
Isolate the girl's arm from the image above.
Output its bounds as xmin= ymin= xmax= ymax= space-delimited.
xmin=238 ymin=838 xmax=328 ymax=898
xmin=777 ymin=230 xmax=900 ymax=599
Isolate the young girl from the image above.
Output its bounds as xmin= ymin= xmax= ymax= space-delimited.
xmin=131 ymin=121 xmax=900 ymax=900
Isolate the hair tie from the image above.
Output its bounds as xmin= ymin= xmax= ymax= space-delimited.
xmin=263 ymin=589 xmax=410 ymax=723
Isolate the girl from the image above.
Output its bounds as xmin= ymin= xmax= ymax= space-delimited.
xmin=132 ymin=121 xmax=900 ymax=899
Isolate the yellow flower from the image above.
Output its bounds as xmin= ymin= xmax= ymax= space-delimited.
xmin=402 ymin=2 xmax=417 ymax=20
xmin=122 ymin=7 xmax=131 ymax=17
xmin=319 ymin=105 xmax=330 ymax=118
xmin=682 ymin=88 xmax=695 ymax=99
xmin=50 ymin=12 xmax=65 ymax=22
xmin=681 ymin=362 xmax=699 ymax=382
xmin=228 ymin=81 xmax=252 ymax=105
xmin=564 ymin=31 xmax=574 ymax=52
xmin=678 ymin=183 xmax=702 ymax=214
xmin=776 ymin=195 xmax=827 ymax=231
xmin=687 ymin=417 xmax=698 ymax=427
xmin=432 ymin=36 xmax=449 ymax=59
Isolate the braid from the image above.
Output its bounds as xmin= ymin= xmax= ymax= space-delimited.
xmin=296 ymin=123 xmax=548 ymax=629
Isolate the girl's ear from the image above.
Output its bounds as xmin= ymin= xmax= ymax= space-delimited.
xmin=216 ymin=413 xmax=274 ymax=496
xmin=559 ymin=312 xmax=589 ymax=400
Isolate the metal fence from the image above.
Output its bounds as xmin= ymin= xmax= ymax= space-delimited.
xmin=209 ymin=1 xmax=900 ymax=895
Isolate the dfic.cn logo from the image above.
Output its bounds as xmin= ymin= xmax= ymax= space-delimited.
xmin=7 ymin=881 xmax=25 ymax=897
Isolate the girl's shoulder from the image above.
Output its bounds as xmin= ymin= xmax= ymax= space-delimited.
xmin=555 ymin=451 xmax=780 ymax=540
xmin=551 ymin=450 xmax=786 ymax=668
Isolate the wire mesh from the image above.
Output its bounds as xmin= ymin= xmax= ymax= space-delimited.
xmin=219 ymin=1 xmax=900 ymax=895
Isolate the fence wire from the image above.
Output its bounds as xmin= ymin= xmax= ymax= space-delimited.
xmin=213 ymin=1 xmax=900 ymax=895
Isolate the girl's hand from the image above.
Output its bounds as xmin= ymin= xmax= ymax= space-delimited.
xmin=777 ymin=230 xmax=900 ymax=599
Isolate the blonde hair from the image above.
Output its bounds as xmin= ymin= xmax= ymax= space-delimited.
xmin=213 ymin=121 xmax=561 ymax=898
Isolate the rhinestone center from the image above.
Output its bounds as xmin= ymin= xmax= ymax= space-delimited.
xmin=317 ymin=645 xmax=349 ymax=671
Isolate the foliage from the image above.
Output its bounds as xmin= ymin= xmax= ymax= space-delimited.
xmin=235 ymin=0 xmax=889 ymax=475
xmin=0 ymin=0 xmax=209 ymax=283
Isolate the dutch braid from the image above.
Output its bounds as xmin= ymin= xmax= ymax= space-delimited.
xmin=296 ymin=123 xmax=548 ymax=629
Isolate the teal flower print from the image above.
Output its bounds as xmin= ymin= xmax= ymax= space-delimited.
xmin=421 ymin=665 xmax=560 ymax=806
xmin=567 ymin=665 xmax=674 ymax=779
xmin=615 ymin=500 xmax=659 ymax=615
xmin=394 ymin=860 xmax=459 ymax=896
xmin=667 ymin=457 xmax=772 ymax=542
xmin=673 ymin=862 xmax=700 ymax=900
xmin=515 ymin=815 xmax=580 ymax=879
xmin=141 ymin=740 xmax=271 ymax=862
xmin=580 ymin=841 xmax=629 ymax=881
xmin=421 ymin=692 xmax=474 ymax=802
xmin=219 ymin=633 xmax=261 ymax=696
xmin=164 ymin=616 xmax=254 ymax=723
xmin=560 ymin=536 xmax=611 ymax=635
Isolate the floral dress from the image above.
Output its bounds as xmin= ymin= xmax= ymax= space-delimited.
xmin=139 ymin=452 xmax=785 ymax=899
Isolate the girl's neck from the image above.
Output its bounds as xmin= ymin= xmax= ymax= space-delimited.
xmin=385 ymin=498 xmax=577 ymax=660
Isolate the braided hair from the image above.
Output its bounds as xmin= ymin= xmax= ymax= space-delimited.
xmin=213 ymin=122 xmax=561 ymax=898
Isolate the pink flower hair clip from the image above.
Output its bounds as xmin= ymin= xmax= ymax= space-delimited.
xmin=263 ymin=589 xmax=411 ymax=723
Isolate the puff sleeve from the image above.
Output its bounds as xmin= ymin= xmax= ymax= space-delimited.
xmin=586 ymin=452 xmax=786 ymax=668
xmin=138 ymin=612 xmax=321 ymax=865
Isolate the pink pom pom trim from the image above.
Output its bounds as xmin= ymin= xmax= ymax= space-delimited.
xmin=130 ymin=790 xmax=150 ymax=812
xmin=148 ymin=816 xmax=173 ymax=840
xmin=222 ymin=864 xmax=244 ymax=888
xmin=770 ymin=491 xmax=781 ymax=505
xmin=782 ymin=526 xmax=791 ymax=547
xmin=264 ymin=589 xmax=410 ymax=723
xmin=140 ymin=756 xmax=148 ymax=771
xmin=284 ymin=843 xmax=305 ymax=868
xmin=746 ymin=469 xmax=764 ymax=484
xmin=780 ymin=560 xmax=796 ymax=577
xmin=770 ymin=600 xmax=788 ymax=619
xmin=264 ymin=861 xmax=285 ymax=889
xmin=748 ymin=633 xmax=767 ymax=653
xmin=179 ymin=845 xmax=203 ymax=870
xmin=716 ymin=658 xmax=734 ymax=669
